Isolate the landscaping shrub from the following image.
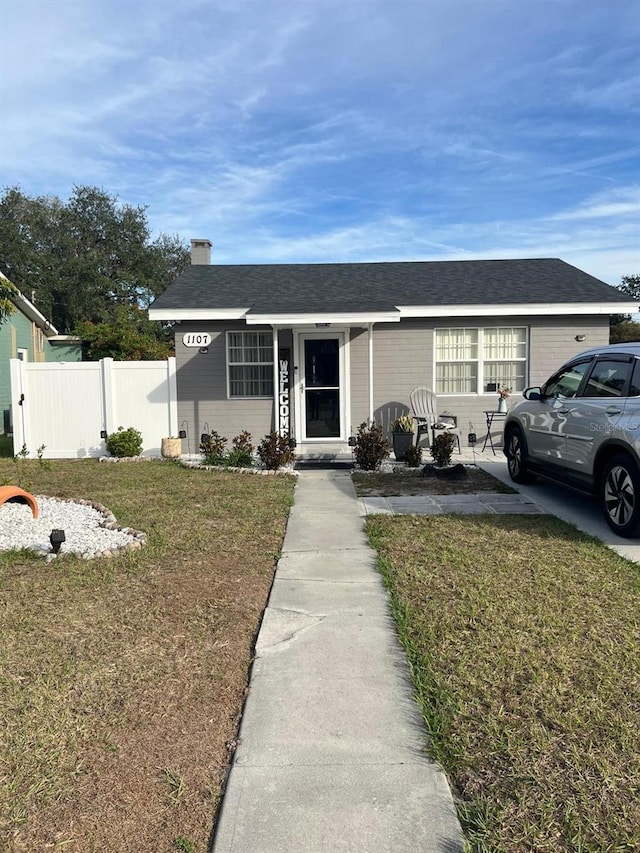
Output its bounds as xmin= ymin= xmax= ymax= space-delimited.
xmin=403 ymin=442 xmax=422 ymax=468
xmin=430 ymin=432 xmax=456 ymax=467
xmin=226 ymin=431 xmax=254 ymax=468
xmin=257 ymin=432 xmax=294 ymax=470
xmin=200 ymin=430 xmax=227 ymax=465
xmin=106 ymin=427 xmax=143 ymax=457
xmin=353 ymin=421 xmax=390 ymax=471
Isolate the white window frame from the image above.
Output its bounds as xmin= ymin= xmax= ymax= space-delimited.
xmin=226 ymin=330 xmax=274 ymax=399
xmin=434 ymin=326 xmax=528 ymax=395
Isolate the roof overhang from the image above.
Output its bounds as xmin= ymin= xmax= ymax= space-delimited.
xmin=397 ymin=302 xmax=639 ymax=317
xmin=245 ymin=311 xmax=401 ymax=326
xmin=10 ymin=289 xmax=60 ymax=336
xmin=148 ymin=307 xmax=250 ymax=321
xmin=149 ymin=301 xmax=638 ymax=324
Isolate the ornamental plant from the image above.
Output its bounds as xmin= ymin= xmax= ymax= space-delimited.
xmin=106 ymin=426 xmax=143 ymax=457
xmin=353 ymin=421 xmax=391 ymax=471
xmin=200 ymin=430 xmax=227 ymax=465
xmin=390 ymin=414 xmax=414 ymax=433
xmin=430 ymin=432 xmax=456 ymax=468
xmin=403 ymin=442 xmax=423 ymax=468
xmin=257 ymin=432 xmax=295 ymax=470
xmin=498 ymin=386 xmax=512 ymax=399
xmin=226 ymin=431 xmax=254 ymax=468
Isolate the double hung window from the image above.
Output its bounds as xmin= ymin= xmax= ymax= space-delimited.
xmin=227 ymin=331 xmax=273 ymax=397
xmin=435 ymin=327 xmax=527 ymax=394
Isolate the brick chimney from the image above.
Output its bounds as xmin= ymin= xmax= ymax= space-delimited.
xmin=190 ymin=238 xmax=212 ymax=265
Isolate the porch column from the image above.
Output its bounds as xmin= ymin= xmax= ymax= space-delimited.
xmin=272 ymin=326 xmax=279 ymax=434
xmin=368 ymin=323 xmax=374 ymax=422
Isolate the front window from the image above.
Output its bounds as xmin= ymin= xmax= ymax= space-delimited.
xmin=435 ymin=327 xmax=527 ymax=394
xmin=227 ymin=331 xmax=273 ymax=397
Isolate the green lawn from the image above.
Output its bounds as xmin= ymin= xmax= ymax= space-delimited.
xmin=366 ymin=513 xmax=640 ymax=853
xmin=0 ymin=459 xmax=295 ymax=852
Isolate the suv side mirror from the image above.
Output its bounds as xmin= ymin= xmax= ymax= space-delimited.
xmin=523 ymin=386 xmax=542 ymax=401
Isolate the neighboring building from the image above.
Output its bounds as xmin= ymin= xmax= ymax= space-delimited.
xmin=0 ymin=272 xmax=82 ymax=434
xmin=148 ymin=240 xmax=637 ymax=456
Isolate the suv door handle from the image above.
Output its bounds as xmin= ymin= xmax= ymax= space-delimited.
xmin=605 ymin=407 xmax=622 ymax=416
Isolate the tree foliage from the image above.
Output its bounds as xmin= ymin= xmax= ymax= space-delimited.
xmin=610 ymin=319 xmax=640 ymax=343
xmin=610 ymin=274 xmax=640 ymax=342
xmin=75 ymin=306 xmax=174 ymax=361
xmin=0 ymin=186 xmax=189 ymax=334
xmin=618 ymin=274 xmax=640 ymax=301
xmin=0 ymin=273 xmax=18 ymax=325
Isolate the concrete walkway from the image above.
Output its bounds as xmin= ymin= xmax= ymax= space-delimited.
xmin=212 ymin=470 xmax=464 ymax=853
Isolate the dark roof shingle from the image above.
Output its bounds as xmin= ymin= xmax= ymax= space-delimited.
xmin=150 ymin=258 xmax=629 ymax=314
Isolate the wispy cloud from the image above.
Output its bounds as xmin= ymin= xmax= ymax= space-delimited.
xmin=1 ymin=0 xmax=638 ymax=286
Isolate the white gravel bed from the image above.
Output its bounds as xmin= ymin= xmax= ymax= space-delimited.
xmin=0 ymin=496 xmax=146 ymax=559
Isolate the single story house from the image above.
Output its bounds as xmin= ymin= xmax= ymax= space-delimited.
xmin=148 ymin=240 xmax=637 ymax=455
xmin=0 ymin=271 xmax=82 ymax=434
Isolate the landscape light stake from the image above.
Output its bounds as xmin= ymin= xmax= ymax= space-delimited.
xmin=50 ymin=529 xmax=65 ymax=554
xmin=468 ymin=424 xmax=477 ymax=465
xmin=179 ymin=421 xmax=190 ymax=456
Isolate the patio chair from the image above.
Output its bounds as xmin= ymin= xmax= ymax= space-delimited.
xmin=409 ymin=387 xmax=462 ymax=453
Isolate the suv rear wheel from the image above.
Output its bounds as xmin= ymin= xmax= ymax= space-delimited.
xmin=600 ymin=453 xmax=640 ymax=538
xmin=505 ymin=425 xmax=536 ymax=484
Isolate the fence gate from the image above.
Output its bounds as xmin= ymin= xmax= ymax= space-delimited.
xmin=9 ymin=357 xmax=177 ymax=458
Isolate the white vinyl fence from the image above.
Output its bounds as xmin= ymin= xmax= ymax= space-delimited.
xmin=9 ymin=357 xmax=178 ymax=458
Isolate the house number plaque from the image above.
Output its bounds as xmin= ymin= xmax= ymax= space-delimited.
xmin=183 ymin=332 xmax=212 ymax=347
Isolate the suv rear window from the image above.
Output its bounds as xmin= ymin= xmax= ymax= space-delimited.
xmin=583 ymin=359 xmax=632 ymax=398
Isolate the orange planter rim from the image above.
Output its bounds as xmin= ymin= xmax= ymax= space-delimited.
xmin=0 ymin=486 xmax=39 ymax=518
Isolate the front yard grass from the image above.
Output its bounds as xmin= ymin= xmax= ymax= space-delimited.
xmin=0 ymin=459 xmax=295 ymax=852
xmin=366 ymin=513 xmax=640 ymax=852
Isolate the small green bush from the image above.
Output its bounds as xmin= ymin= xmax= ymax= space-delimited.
xmin=403 ymin=443 xmax=423 ymax=468
xmin=353 ymin=421 xmax=390 ymax=471
xmin=200 ymin=430 xmax=227 ymax=465
xmin=257 ymin=432 xmax=294 ymax=470
xmin=431 ymin=432 xmax=456 ymax=468
xmin=226 ymin=431 xmax=254 ymax=467
xmin=106 ymin=427 xmax=143 ymax=458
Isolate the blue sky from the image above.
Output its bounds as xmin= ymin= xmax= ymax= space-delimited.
xmin=1 ymin=0 xmax=639 ymax=285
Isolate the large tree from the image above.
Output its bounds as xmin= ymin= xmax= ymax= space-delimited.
xmin=610 ymin=274 xmax=640 ymax=343
xmin=0 ymin=186 xmax=189 ymax=334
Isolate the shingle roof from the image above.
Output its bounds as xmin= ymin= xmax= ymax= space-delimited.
xmin=150 ymin=257 xmax=630 ymax=315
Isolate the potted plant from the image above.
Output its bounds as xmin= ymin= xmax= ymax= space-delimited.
xmin=390 ymin=414 xmax=415 ymax=461
xmin=161 ymin=436 xmax=182 ymax=458
xmin=497 ymin=386 xmax=511 ymax=413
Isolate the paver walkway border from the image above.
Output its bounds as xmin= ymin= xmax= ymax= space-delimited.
xmin=359 ymin=490 xmax=546 ymax=516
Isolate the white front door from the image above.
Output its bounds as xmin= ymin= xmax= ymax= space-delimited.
xmin=297 ymin=332 xmax=346 ymax=441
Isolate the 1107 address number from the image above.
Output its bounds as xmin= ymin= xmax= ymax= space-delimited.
xmin=183 ymin=333 xmax=212 ymax=347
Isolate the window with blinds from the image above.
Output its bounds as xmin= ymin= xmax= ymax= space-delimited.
xmin=227 ymin=331 xmax=274 ymax=397
xmin=435 ymin=327 xmax=527 ymax=394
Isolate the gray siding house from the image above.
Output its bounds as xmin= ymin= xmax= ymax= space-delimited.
xmin=0 ymin=271 xmax=82 ymax=435
xmin=149 ymin=240 xmax=636 ymax=455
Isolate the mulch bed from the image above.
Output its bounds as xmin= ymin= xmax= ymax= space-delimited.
xmin=352 ymin=466 xmax=516 ymax=497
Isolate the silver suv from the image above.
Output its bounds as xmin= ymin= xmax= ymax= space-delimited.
xmin=503 ymin=343 xmax=640 ymax=538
